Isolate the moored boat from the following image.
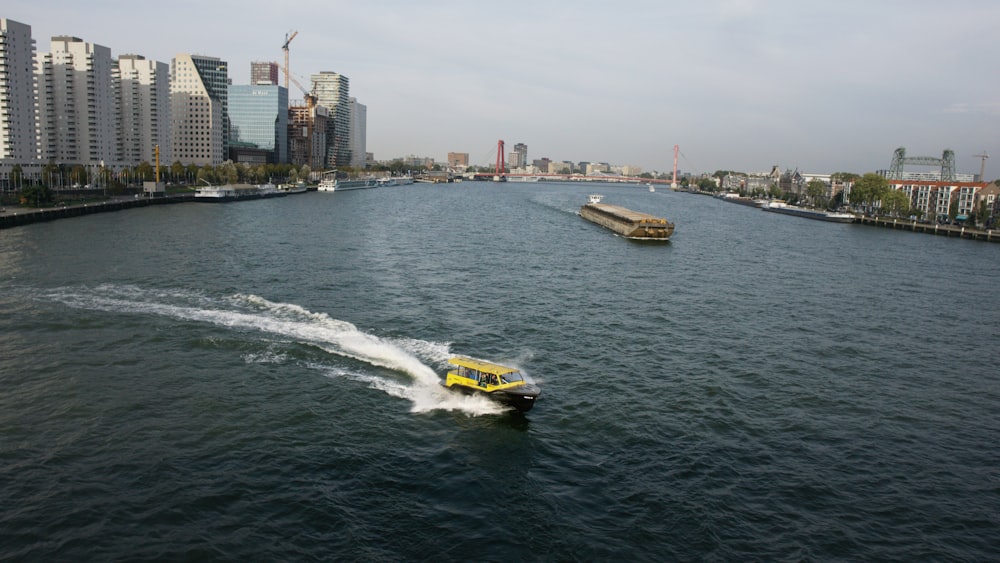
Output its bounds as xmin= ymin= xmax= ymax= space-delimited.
xmin=195 ymin=184 xmax=271 ymax=202
xmin=335 ymin=177 xmax=378 ymax=191
xmin=444 ymin=356 xmax=540 ymax=412
xmin=762 ymin=201 xmax=855 ymax=223
xmin=580 ymin=194 xmax=674 ymax=240
xmin=277 ymin=182 xmax=308 ymax=194
xmin=317 ymin=173 xmax=337 ymax=192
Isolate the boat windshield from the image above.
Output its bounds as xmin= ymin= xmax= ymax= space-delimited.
xmin=500 ymin=371 xmax=524 ymax=384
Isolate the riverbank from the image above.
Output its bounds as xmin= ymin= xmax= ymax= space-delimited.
xmin=854 ymin=215 xmax=999 ymax=242
xmin=0 ymin=194 xmax=194 ymax=229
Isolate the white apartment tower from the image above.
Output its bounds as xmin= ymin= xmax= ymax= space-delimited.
xmin=311 ymin=71 xmax=350 ymax=168
xmin=35 ymin=36 xmax=117 ymax=165
xmin=348 ymin=97 xmax=366 ymax=169
xmin=117 ymin=54 xmax=171 ymax=166
xmin=0 ymin=19 xmax=37 ymax=162
xmin=171 ymin=54 xmax=228 ymax=166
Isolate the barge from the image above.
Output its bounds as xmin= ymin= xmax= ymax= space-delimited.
xmin=580 ymin=194 xmax=674 ymax=240
xmin=762 ymin=201 xmax=855 ymax=223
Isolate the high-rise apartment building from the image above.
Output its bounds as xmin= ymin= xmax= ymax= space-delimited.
xmin=229 ymin=84 xmax=288 ymax=163
xmin=171 ymin=54 xmax=228 ymax=165
xmin=250 ymin=61 xmax=279 ymax=86
xmin=0 ymin=19 xmax=37 ymax=162
xmin=36 ymin=36 xmax=117 ymax=165
xmin=510 ymin=143 xmax=528 ymax=169
xmin=348 ymin=97 xmax=366 ymax=168
xmin=448 ymin=152 xmax=469 ymax=168
xmin=311 ymin=71 xmax=350 ymax=168
xmin=117 ymin=54 xmax=171 ymax=166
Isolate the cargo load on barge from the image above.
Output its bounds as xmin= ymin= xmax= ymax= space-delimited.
xmin=580 ymin=194 xmax=674 ymax=240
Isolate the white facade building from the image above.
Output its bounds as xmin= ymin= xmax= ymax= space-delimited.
xmin=36 ymin=36 xmax=117 ymax=165
xmin=171 ymin=54 xmax=228 ymax=166
xmin=0 ymin=19 xmax=37 ymax=163
xmin=348 ymin=97 xmax=366 ymax=168
xmin=117 ymin=55 xmax=171 ymax=166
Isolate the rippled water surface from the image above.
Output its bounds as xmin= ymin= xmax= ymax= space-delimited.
xmin=1 ymin=183 xmax=998 ymax=560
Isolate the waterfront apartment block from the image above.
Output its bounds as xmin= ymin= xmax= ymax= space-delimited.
xmin=171 ymin=54 xmax=228 ymax=166
xmin=892 ymin=180 xmax=999 ymax=222
xmin=0 ymin=19 xmax=37 ymax=162
xmin=349 ymin=97 xmax=366 ymax=169
xmin=228 ymin=84 xmax=288 ymax=164
xmin=312 ymin=71 xmax=350 ymax=169
xmin=36 ymin=36 xmax=117 ymax=166
xmin=447 ymin=152 xmax=469 ymax=168
xmin=117 ymin=54 xmax=171 ymax=166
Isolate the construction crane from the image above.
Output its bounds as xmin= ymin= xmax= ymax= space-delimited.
xmin=282 ymin=30 xmax=298 ymax=90
xmin=276 ymin=62 xmax=315 ymax=106
xmin=973 ymin=150 xmax=989 ymax=182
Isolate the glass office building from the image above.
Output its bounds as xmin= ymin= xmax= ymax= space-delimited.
xmin=228 ymin=84 xmax=289 ymax=163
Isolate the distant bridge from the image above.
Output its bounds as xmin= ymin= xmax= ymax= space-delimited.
xmin=888 ymin=147 xmax=956 ymax=181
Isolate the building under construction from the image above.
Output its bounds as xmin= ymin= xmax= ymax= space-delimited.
xmin=288 ymin=103 xmax=327 ymax=169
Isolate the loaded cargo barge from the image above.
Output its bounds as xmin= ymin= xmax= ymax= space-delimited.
xmin=580 ymin=194 xmax=674 ymax=240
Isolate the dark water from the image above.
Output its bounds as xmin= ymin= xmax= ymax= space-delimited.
xmin=1 ymin=183 xmax=998 ymax=561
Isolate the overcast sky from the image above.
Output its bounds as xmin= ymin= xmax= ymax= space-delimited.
xmin=7 ymin=1 xmax=999 ymax=177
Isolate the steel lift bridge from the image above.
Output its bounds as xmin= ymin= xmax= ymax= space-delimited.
xmin=888 ymin=147 xmax=956 ymax=181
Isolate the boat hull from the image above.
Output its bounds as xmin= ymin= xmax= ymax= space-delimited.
xmin=763 ymin=204 xmax=855 ymax=223
xmin=446 ymin=382 xmax=540 ymax=412
xmin=580 ymin=203 xmax=674 ymax=240
xmin=335 ymin=178 xmax=378 ymax=191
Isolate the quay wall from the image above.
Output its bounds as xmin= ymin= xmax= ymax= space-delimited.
xmin=855 ymin=216 xmax=999 ymax=243
xmin=0 ymin=195 xmax=194 ymax=230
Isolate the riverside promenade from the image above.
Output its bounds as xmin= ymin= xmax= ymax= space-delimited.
xmin=0 ymin=194 xmax=194 ymax=230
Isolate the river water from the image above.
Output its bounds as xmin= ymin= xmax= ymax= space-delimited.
xmin=1 ymin=182 xmax=998 ymax=560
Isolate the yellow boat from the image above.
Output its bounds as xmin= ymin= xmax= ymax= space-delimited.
xmin=445 ymin=356 xmax=540 ymax=412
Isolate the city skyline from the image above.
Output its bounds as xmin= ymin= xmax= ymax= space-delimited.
xmin=5 ymin=1 xmax=999 ymax=178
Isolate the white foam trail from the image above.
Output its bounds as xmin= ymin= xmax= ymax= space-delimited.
xmin=44 ymin=285 xmax=513 ymax=415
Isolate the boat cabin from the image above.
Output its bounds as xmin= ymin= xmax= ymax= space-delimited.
xmin=446 ymin=356 xmax=526 ymax=391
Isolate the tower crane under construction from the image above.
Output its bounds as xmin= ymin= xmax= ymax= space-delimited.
xmin=282 ymin=30 xmax=298 ymax=91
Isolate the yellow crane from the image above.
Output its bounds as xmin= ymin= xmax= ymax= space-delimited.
xmin=282 ymin=30 xmax=298 ymax=90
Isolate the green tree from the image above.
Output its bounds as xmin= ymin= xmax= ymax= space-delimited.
xmin=70 ymin=165 xmax=87 ymax=186
xmin=949 ymin=198 xmax=959 ymax=222
xmin=10 ymin=164 xmax=24 ymax=190
xmin=19 ymin=184 xmax=53 ymax=207
xmin=41 ymin=162 xmax=59 ymax=188
xmin=136 ymin=161 xmax=154 ymax=181
xmin=832 ymin=172 xmax=861 ymax=183
xmin=171 ymin=161 xmax=185 ymax=184
xmin=977 ymin=200 xmax=990 ymax=226
xmin=806 ymin=180 xmax=828 ymax=208
xmin=882 ymin=189 xmax=910 ymax=217
xmin=851 ymin=173 xmax=889 ymax=210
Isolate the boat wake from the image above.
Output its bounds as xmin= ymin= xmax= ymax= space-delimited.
xmin=42 ymin=284 xmax=508 ymax=416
